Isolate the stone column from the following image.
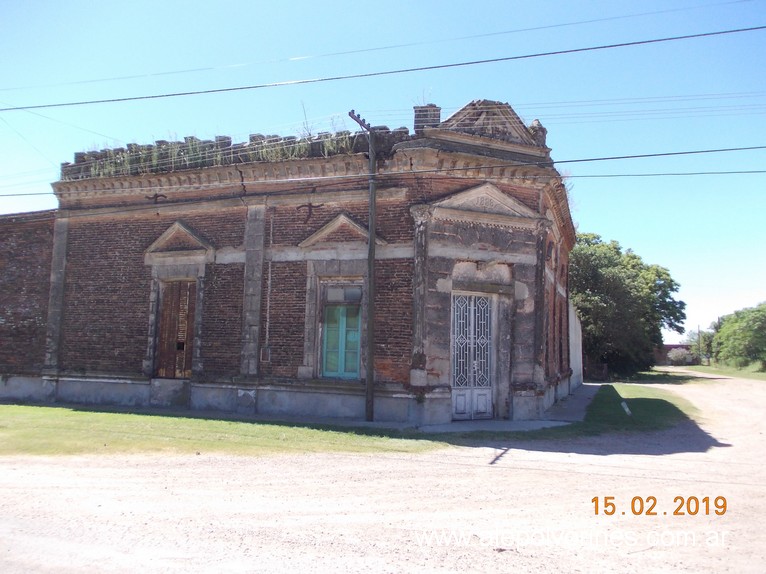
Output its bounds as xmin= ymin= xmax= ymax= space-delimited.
xmin=43 ymin=216 xmax=68 ymax=376
xmin=409 ymin=205 xmax=432 ymax=386
xmin=533 ymin=220 xmax=552 ymax=386
xmin=192 ymin=275 xmax=205 ymax=379
xmin=240 ymin=204 xmax=266 ymax=377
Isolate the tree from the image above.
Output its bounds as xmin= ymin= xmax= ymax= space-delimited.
xmin=713 ymin=303 xmax=766 ymax=370
xmin=569 ymin=233 xmax=686 ymax=374
xmin=684 ymin=329 xmax=714 ymax=363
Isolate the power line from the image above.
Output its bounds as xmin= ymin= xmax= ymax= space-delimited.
xmin=514 ymin=90 xmax=766 ymax=109
xmin=0 ymin=0 xmax=747 ymax=94
xmin=1 ymin=145 xmax=764 ymax=199
xmin=2 ymin=110 xmax=763 ymax=184
xmin=0 ymin=115 xmax=57 ymax=168
xmin=51 ymin=138 xmax=766 ymax=176
xmin=554 ymin=145 xmax=766 ymax=165
xmin=568 ymin=169 xmax=766 ymax=178
xmin=3 ymin=166 xmax=765 ymax=222
xmin=1 ymin=25 xmax=764 ymax=113
xmin=1 ymin=90 xmax=762 ymax=184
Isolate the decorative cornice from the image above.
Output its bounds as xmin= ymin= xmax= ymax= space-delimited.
xmin=387 ymin=147 xmax=559 ymax=189
xmin=431 ymin=206 xmax=542 ymax=230
xmin=244 ymin=187 xmax=407 ymax=207
xmin=52 ymin=153 xmax=375 ymax=201
xmin=422 ymin=127 xmax=550 ymax=158
xmin=268 ymin=243 xmax=414 ymax=262
xmin=429 ymin=241 xmax=537 ymax=265
xmin=542 ymin=180 xmax=576 ymax=249
xmin=49 ymin=140 xmax=575 ymax=248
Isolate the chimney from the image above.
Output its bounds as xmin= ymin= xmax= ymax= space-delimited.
xmin=413 ymin=104 xmax=441 ymax=135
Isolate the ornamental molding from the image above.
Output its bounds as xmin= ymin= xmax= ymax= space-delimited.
xmin=144 ymin=221 xmax=214 ymax=266
xmin=298 ymin=214 xmax=387 ymax=248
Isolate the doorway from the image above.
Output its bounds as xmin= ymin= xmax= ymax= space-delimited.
xmin=156 ymin=280 xmax=196 ymax=378
xmin=451 ymin=294 xmax=493 ymax=420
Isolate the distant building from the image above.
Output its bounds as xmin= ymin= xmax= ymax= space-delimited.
xmin=654 ymin=344 xmax=694 ymax=366
xmin=0 ymin=100 xmax=580 ymax=423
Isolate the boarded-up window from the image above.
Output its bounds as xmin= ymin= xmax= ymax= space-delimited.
xmin=156 ymin=280 xmax=196 ymax=378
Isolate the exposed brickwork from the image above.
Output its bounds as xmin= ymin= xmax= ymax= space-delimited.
xmin=200 ymin=264 xmax=244 ymax=379
xmin=175 ymin=208 xmax=247 ymax=248
xmin=320 ymin=224 xmax=368 ymax=244
xmin=272 ymin=201 xmax=370 ymax=246
xmin=260 ymin=261 xmax=306 ymax=378
xmin=60 ymin=217 xmax=154 ymax=376
xmin=374 ymin=260 xmax=413 ymax=383
xmin=2 ymin=99 xmax=578 ymax=422
xmin=162 ymin=230 xmax=209 ymax=251
xmin=59 ymin=208 xmax=246 ymax=376
xmin=0 ymin=212 xmax=55 ymax=374
xmin=374 ymin=197 xmax=415 ymax=243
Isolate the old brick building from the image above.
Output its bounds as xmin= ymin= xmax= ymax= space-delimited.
xmin=0 ymin=100 xmax=579 ymax=424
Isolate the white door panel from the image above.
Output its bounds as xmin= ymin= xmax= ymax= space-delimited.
xmin=451 ymin=294 xmax=493 ymax=420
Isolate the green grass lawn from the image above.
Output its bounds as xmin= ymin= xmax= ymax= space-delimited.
xmin=0 ymin=405 xmax=444 ymax=456
xmin=0 ymin=380 xmax=700 ymax=455
xmin=686 ymin=364 xmax=766 ymax=381
xmin=565 ymin=382 xmax=695 ymax=434
xmin=421 ymin=383 xmax=698 ymax=443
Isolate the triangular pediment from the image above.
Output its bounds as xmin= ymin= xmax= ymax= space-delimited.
xmin=145 ymin=222 xmax=214 ymax=265
xmin=438 ymin=100 xmax=537 ymax=146
xmin=433 ymin=183 xmax=539 ymax=219
xmin=299 ymin=214 xmax=387 ymax=247
xmin=146 ymin=222 xmax=213 ymax=254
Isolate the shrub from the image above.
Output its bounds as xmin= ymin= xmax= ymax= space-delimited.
xmin=667 ymin=347 xmax=694 ymax=366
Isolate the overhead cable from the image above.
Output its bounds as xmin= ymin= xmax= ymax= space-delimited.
xmin=0 ymin=0 xmax=747 ymax=93
xmin=1 ymin=25 xmax=764 ymax=113
xmin=2 ymin=145 xmax=764 ymax=199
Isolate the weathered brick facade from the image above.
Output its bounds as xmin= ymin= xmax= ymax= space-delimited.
xmin=0 ymin=211 xmax=54 ymax=375
xmin=0 ymin=100 xmax=579 ymax=422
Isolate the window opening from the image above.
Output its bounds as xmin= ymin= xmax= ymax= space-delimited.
xmin=321 ymin=284 xmax=362 ymax=379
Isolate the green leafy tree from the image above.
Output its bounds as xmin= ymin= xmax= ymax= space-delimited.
xmin=569 ymin=233 xmax=686 ymax=374
xmin=713 ymin=303 xmax=766 ymax=370
xmin=684 ymin=329 xmax=714 ymax=363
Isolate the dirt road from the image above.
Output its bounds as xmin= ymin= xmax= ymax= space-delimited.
xmin=1 ymin=371 xmax=764 ymax=573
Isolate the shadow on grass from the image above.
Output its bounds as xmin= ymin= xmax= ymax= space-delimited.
xmin=1 ymin=383 xmax=731 ymax=458
xmin=436 ymin=385 xmax=730 ymax=457
xmin=611 ymin=370 xmax=724 ymax=385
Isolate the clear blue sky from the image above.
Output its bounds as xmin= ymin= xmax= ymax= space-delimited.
xmin=1 ymin=0 xmax=764 ymax=342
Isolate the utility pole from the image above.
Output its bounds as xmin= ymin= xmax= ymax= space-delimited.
xmin=348 ymin=109 xmax=376 ymax=421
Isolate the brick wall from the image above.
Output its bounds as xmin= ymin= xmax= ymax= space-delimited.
xmin=271 ymin=201 xmax=370 ymax=246
xmin=60 ymin=216 xmax=154 ymax=375
xmin=260 ymin=261 xmax=306 ymax=378
xmin=59 ymin=207 xmax=246 ymax=377
xmin=0 ymin=212 xmax=54 ymax=374
xmin=396 ymin=174 xmax=540 ymax=215
xmin=200 ymin=263 xmax=244 ymax=379
xmin=374 ymin=259 xmax=413 ymax=383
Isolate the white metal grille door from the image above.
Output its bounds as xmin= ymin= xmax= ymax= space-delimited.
xmin=451 ymin=294 xmax=493 ymax=420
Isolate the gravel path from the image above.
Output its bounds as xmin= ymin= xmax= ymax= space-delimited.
xmin=1 ymin=371 xmax=763 ymax=573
